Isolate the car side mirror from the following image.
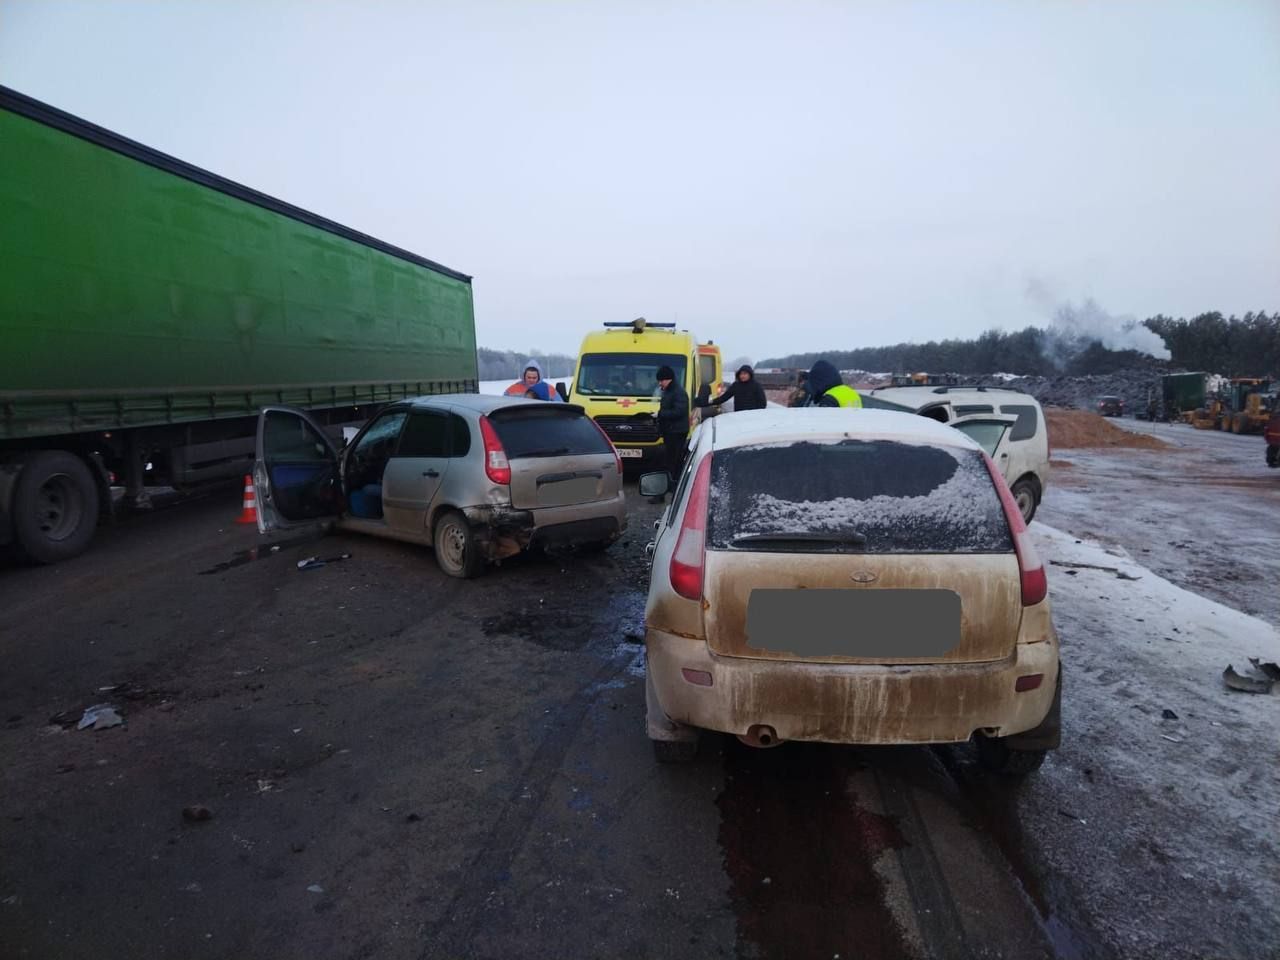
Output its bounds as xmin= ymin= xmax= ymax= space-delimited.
xmin=639 ymin=471 xmax=670 ymax=498
xmin=556 ymin=381 xmax=568 ymax=401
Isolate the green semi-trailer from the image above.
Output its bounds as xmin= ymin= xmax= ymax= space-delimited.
xmin=0 ymin=86 xmax=478 ymax=562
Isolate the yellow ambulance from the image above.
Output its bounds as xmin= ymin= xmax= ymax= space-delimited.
xmin=566 ymin=318 xmax=717 ymax=467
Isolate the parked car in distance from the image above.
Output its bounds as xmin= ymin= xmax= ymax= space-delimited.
xmin=254 ymin=394 xmax=626 ymax=578
xmin=640 ymin=409 xmax=1060 ymax=775
xmin=1097 ymin=396 xmax=1124 ymax=417
xmin=862 ymin=386 xmax=1050 ymax=523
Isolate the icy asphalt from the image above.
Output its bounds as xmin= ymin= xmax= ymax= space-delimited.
xmin=1 ymin=418 xmax=1276 ymax=960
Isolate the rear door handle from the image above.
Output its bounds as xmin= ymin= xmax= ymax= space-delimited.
xmin=423 ymin=469 xmax=440 ymax=478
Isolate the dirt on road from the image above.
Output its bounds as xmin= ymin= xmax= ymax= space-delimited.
xmin=1043 ymin=410 xmax=1171 ymax=450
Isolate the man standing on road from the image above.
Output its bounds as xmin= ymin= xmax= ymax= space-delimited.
xmin=698 ymin=364 xmax=768 ymax=412
xmin=651 ymin=365 xmax=689 ymax=503
xmin=801 ymin=359 xmax=862 ymax=408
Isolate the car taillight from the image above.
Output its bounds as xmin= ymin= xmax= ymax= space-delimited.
xmin=669 ymin=454 xmax=712 ymax=601
xmin=588 ymin=417 xmax=622 ymax=473
xmin=982 ymin=453 xmax=1047 ymax=607
xmin=478 ymin=415 xmax=511 ymax=485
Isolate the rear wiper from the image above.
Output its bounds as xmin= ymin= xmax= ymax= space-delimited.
xmin=519 ymin=447 xmax=572 ymax=457
xmin=732 ymin=531 xmax=868 ymax=547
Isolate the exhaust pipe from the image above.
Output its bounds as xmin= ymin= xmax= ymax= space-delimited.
xmin=737 ymin=724 xmax=783 ymax=749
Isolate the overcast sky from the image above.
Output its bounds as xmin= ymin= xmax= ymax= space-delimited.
xmin=4 ymin=1 xmax=1278 ymax=359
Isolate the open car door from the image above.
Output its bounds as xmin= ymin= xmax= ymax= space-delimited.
xmin=949 ymin=414 xmax=1018 ymax=481
xmin=253 ymin=406 xmax=344 ymax=534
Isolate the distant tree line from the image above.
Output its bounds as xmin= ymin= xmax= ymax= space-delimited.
xmin=758 ymin=311 xmax=1280 ymax=378
xmin=477 ymin=348 xmax=576 ymax=381
xmin=1144 ymin=312 xmax=1280 ymax=378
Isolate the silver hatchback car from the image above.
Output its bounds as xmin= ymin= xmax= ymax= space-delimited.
xmin=253 ymin=395 xmax=626 ymax=577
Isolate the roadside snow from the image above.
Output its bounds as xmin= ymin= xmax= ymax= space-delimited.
xmin=1022 ymin=523 xmax=1279 ymax=960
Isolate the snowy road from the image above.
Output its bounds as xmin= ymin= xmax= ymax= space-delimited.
xmin=1038 ymin=417 xmax=1279 ymax=624
xmin=1013 ymin=524 xmax=1279 ymax=960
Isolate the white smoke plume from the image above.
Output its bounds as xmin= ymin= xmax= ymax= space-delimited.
xmin=1025 ymin=279 xmax=1171 ymax=367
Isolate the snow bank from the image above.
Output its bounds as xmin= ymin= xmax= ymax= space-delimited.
xmin=1020 ymin=523 xmax=1279 ymax=959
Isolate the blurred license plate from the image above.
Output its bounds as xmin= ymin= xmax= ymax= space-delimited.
xmin=747 ymin=589 xmax=960 ymax=658
xmin=617 ymin=448 xmax=643 ymax=459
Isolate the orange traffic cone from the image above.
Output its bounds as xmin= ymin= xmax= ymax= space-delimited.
xmin=235 ymin=475 xmax=258 ymax=525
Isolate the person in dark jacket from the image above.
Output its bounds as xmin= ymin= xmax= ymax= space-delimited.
xmin=800 ymin=359 xmax=862 ymax=408
xmin=651 ymin=365 xmax=690 ymax=502
xmin=699 ymin=364 xmax=768 ymax=412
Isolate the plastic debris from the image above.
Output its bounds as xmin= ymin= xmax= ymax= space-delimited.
xmin=1222 ymin=664 xmax=1275 ymax=695
xmin=1161 ymin=708 xmax=1179 ymax=720
xmin=307 ymin=884 xmax=324 ymax=894
xmin=182 ymin=805 xmax=213 ymax=823
xmin=297 ymin=553 xmax=352 ymax=571
xmin=1248 ymin=658 xmax=1280 ymax=682
xmin=77 ymin=704 xmax=123 ymax=730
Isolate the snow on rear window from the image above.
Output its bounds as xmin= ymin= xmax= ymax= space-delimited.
xmin=708 ymin=439 xmax=1013 ymax=554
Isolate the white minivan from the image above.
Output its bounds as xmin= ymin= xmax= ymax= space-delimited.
xmin=864 ymin=386 xmax=1049 ymax=523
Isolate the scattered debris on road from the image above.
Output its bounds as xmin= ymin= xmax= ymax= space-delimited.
xmin=1248 ymin=658 xmax=1280 ymax=681
xmin=297 ymin=553 xmax=353 ymax=571
xmin=1161 ymin=709 xmax=1179 ymax=720
xmin=1049 ymin=560 xmax=1142 ymax=580
xmin=76 ymin=704 xmax=123 ymax=731
xmin=1222 ymin=664 xmax=1276 ymax=695
xmin=181 ymin=805 xmax=213 ymax=823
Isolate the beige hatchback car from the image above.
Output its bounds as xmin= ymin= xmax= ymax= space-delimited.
xmin=640 ymin=409 xmax=1060 ymax=774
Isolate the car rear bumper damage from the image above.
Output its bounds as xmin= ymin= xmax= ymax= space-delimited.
xmin=645 ymin=627 xmax=1058 ymax=746
xmin=462 ymin=495 xmax=626 ymax=561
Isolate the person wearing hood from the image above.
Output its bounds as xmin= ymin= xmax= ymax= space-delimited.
xmin=698 ymin=364 xmax=768 ymax=412
xmin=651 ymin=365 xmax=690 ymax=502
xmin=801 ymin=359 xmax=863 ymax=408
xmin=524 ymin=381 xmax=559 ymax=401
xmin=505 ymin=359 xmax=546 ymax=397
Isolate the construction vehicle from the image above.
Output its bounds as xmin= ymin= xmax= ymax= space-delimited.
xmin=1265 ymin=396 xmax=1280 ymax=468
xmin=1 ymin=86 xmax=477 ymax=563
xmin=1218 ymin=379 xmax=1273 ymax=434
xmin=1162 ymin=372 xmax=1211 ymax=423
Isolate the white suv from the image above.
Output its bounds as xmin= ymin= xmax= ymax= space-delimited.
xmin=864 ymin=386 xmax=1049 ymax=523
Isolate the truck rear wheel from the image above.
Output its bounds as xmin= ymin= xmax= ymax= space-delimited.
xmin=12 ymin=451 xmax=100 ymax=564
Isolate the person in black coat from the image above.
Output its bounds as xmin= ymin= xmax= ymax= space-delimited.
xmin=652 ymin=365 xmax=689 ymax=502
xmin=699 ymin=364 xmax=768 ymax=412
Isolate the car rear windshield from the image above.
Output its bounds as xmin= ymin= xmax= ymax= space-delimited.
xmin=708 ymin=439 xmax=1014 ymax=554
xmin=488 ymin=407 xmax=614 ymax=459
xmin=575 ymin=353 xmax=687 ymax=397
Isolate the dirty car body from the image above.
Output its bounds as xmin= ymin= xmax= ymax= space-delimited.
xmin=642 ymin=409 xmax=1060 ymax=771
xmin=253 ymin=394 xmax=625 ymax=577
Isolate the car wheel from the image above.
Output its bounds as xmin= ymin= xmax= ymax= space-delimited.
xmin=433 ymin=510 xmax=483 ymax=579
xmin=975 ymin=736 xmax=1047 ymax=776
xmin=12 ymin=451 xmax=100 ymax=564
xmin=652 ymin=738 xmax=698 ymax=764
xmin=1010 ymin=479 xmax=1038 ymax=525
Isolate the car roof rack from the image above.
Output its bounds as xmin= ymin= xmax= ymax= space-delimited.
xmin=929 ymin=384 xmax=1025 ymax=394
